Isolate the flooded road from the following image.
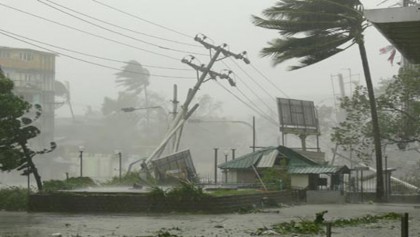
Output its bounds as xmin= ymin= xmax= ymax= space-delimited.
xmin=1 ymin=203 xmax=419 ymax=237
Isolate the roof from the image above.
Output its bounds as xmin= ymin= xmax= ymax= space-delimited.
xmin=364 ymin=6 xmax=420 ymax=64
xmin=218 ymin=146 xmax=321 ymax=169
xmin=288 ymin=166 xmax=350 ymax=174
xmin=0 ymin=46 xmax=57 ymax=57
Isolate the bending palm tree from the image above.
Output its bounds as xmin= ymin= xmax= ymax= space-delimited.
xmin=116 ymin=60 xmax=151 ymax=124
xmin=253 ymin=0 xmax=384 ymax=201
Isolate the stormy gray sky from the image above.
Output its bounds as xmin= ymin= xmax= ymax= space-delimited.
xmin=0 ymin=0 xmax=401 ymax=122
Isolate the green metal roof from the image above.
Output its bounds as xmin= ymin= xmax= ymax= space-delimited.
xmin=218 ymin=146 xmax=322 ymax=169
xmin=218 ymin=147 xmax=275 ymax=169
xmin=288 ymin=166 xmax=350 ymax=174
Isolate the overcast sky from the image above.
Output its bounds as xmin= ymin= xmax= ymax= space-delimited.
xmin=0 ymin=0 xmax=401 ymax=124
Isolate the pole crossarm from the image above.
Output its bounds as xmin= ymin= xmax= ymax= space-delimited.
xmin=181 ymin=58 xmax=236 ymax=86
xmin=194 ymin=34 xmax=251 ymax=64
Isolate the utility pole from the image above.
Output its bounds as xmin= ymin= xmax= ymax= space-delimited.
xmin=171 ymin=84 xmax=179 ymax=120
xmin=214 ymin=148 xmax=218 ymax=185
xmin=252 ymin=116 xmax=256 ymax=152
xmin=171 ymin=84 xmax=179 ymax=151
xmin=143 ymin=34 xmax=250 ymax=168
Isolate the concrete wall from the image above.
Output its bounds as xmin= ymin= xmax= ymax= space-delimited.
xmin=346 ymin=192 xmax=420 ymax=203
xmin=306 ymin=190 xmax=345 ymax=204
xmin=291 ymin=174 xmax=309 ymax=189
xmin=28 ymin=190 xmax=303 ymax=213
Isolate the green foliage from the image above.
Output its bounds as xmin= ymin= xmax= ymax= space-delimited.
xmin=252 ymin=0 xmax=366 ymax=70
xmin=0 ymin=70 xmax=56 ymax=191
xmin=165 ymin=180 xmax=209 ymax=202
xmin=43 ymin=177 xmax=97 ymax=192
xmin=147 ymin=180 xmax=209 ymax=211
xmin=332 ymin=66 xmax=420 ymax=163
xmin=331 ymin=212 xmax=400 ymax=227
xmin=0 ymin=187 xmax=27 ymax=211
xmin=102 ymin=172 xmax=142 ymax=186
xmin=260 ymin=167 xmax=290 ymax=190
xmin=253 ymin=212 xmax=401 ymax=235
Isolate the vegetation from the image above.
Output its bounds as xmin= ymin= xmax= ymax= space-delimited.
xmin=0 ymin=69 xmax=56 ymax=191
xmin=261 ymin=166 xmax=290 ymax=190
xmin=147 ymin=180 xmax=210 ymax=211
xmin=253 ymin=211 xmax=401 ymax=235
xmin=252 ymin=0 xmax=385 ymax=200
xmin=102 ymin=171 xmax=143 ymax=186
xmin=332 ymin=66 xmax=420 ymax=162
xmin=0 ymin=187 xmax=27 ymax=211
xmin=43 ymin=177 xmax=97 ymax=192
xmin=116 ymin=60 xmax=151 ymax=125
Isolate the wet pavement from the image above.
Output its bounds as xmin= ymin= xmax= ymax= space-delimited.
xmin=0 ymin=203 xmax=419 ymax=237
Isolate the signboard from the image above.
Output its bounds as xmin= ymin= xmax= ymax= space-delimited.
xmin=277 ymin=98 xmax=319 ymax=134
xmin=151 ymin=150 xmax=198 ymax=182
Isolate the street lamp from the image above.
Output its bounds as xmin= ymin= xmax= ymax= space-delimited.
xmin=79 ymin=145 xmax=84 ymax=177
xmin=224 ymin=150 xmax=229 ymax=183
xmin=114 ymin=150 xmax=122 ymax=181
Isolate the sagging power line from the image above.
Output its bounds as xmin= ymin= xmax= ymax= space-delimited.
xmin=37 ymin=0 xmax=207 ymax=56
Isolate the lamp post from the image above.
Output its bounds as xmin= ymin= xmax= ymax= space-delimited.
xmin=79 ymin=145 xmax=84 ymax=177
xmin=224 ymin=151 xmax=229 ymax=184
xmin=115 ymin=150 xmax=122 ymax=181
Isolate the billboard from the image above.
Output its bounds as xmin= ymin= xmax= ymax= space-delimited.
xmin=151 ymin=150 xmax=198 ymax=182
xmin=277 ymin=98 xmax=319 ymax=133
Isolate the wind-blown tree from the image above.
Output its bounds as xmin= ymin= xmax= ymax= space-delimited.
xmin=252 ymin=0 xmax=385 ymax=200
xmin=0 ymin=69 xmax=56 ymax=191
xmin=116 ymin=60 xmax=151 ymax=124
xmin=333 ymin=65 xmax=420 ymax=159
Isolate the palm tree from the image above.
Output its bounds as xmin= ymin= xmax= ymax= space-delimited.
xmin=252 ymin=0 xmax=385 ymax=201
xmin=116 ymin=60 xmax=151 ymax=124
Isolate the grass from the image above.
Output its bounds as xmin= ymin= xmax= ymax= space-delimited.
xmin=0 ymin=187 xmax=28 ymax=211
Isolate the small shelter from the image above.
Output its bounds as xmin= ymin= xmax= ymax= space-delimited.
xmin=218 ymin=146 xmax=349 ymax=190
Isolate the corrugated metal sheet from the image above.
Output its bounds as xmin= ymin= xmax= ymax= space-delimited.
xmin=218 ymin=146 xmax=334 ymax=171
xmin=257 ymin=149 xmax=278 ymax=168
xmin=218 ymin=147 xmax=276 ymax=169
xmin=288 ymin=166 xmax=340 ymax=174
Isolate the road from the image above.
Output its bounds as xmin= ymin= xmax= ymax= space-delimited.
xmin=0 ymin=203 xmax=419 ymax=237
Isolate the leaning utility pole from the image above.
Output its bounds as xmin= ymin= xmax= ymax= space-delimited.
xmin=142 ymin=34 xmax=250 ymax=169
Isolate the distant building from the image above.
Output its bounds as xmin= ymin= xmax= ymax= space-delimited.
xmin=0 ymin=46 xmax=56 ymax=147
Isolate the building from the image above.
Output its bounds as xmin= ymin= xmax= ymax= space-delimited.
xmin=218 ymin=146 xmax=349 ymax=191
xmin=0 ymin=46 xmax=56 ymax=147
xmin=364 ymin=4 xmax=420 ymax=65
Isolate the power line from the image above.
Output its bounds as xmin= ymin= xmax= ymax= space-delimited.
xmin=222 ymin=61 xmax=276 ymax=115
xmin=235 ymin=86 xmax=279 ymax=125
xmin=41 ymin=0 xmax=199 ymax=48
xmin=250 ymin=64 xmax=289 ymax=98
xmin=91 ymin=0 xmax=194 ymax=39
xmin=0 ymin=2 xmax=181 ymax=61
xmin=1 ymin=29 xmax=192 ymax=72
xmin=0 ymin=29 xmax=195 ymax=80
xmin=37 ymin=0 xmax=207 ymax=56
xmin=216 ymin=81 xmax=278 ymax=126
xmin=229 ymin=58 xmax=277 ymax=103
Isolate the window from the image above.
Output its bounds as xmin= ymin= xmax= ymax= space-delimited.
xmin=19 ymin=52 xmax=33 ymax=61
xmin=0 ymin=51 xmax=10 ymax=58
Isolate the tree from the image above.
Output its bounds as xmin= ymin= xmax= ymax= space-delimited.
xmin=252 ymin=0 xmax=385 ymax=200
xmin=332 ymin=65 xmax=420 ymax=161
xmin=116 ymin=60 xmax=151 ymax=124
xmin=0 ymin=69 xmax=56 ymax=191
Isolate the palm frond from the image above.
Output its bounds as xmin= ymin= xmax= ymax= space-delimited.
xmin=261 ymin=32 xmax=354 ymax=69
